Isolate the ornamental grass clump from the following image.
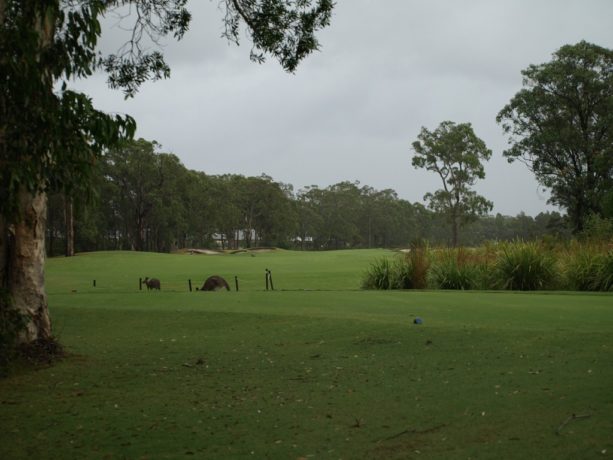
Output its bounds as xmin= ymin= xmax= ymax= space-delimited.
xmin=566 ymin=246 xmax=613 ymax=291
xmin=594 ymin=251 xmax=613 ymax=291
xmin=494 ymin=241 xmax=557 ymax=291
xmin=361 ymin=246 xmax=430 ymax=290
xmin=429 ymin=248 xmax=484 ymax=290
xmin=394 ymin=246 xmax=430 ymax=289
xmin=361 ymin=257 xmax=394 ymax=290
xmin=565 ymin=248 xmax=601 ymax=291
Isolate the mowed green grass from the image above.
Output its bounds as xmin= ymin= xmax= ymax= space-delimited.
xmin=43 ymin=249 xmax=386 ymax=293
xmin=1 ymin=250 xmax=613 ymax=459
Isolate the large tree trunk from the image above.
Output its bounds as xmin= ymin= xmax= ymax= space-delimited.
xmin=64 ymin=194 xmax=74 ymax=257
xmin=0 ymin=2 xmax=55 ymax=345
xmin=8 ymin=190 xmax=51 ymax=343
xmin=0 ymin=215 xmax=9 ymax=291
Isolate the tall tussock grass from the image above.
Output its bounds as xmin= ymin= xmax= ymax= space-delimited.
xmin=361 ymin=257 xmax=395 ymax=290
xmin=363 ymin=240 xmax=613 ymax=291
xmin=429 ymin=248 xmax=489 ymax=290
xmin=361 ymin=245 xmax=429 ymax=290
xmin=399 ymin=245 xmax=430 ymax=289
xmin=493 ymin=241 xmax=557 ymax=290
xmin=565 ymin=244 xmax=613 ymax=291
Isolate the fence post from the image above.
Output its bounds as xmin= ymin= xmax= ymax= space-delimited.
xmin=139 ymin=278 xmax=142 ymax=291
xmin=265 ymin=269 xmax=269 ymax=291
xmin=235 ymin=276 xmax=239 ymax=292
xmin=188 ymin=279 xmax=192 ymax=292
xmin=269 ymin=270 xmax=274 ymax=291
xmin=93 ymin=279 xmax=96 ymax=288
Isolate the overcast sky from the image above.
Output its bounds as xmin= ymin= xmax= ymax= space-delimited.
xmin=73 ymin=0 xmax=613 ymax=216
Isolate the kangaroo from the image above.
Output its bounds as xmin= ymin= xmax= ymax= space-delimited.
xmin=199 ymin=275 xmax=230 ymax=291
xmin=143 ymin=277 xmax=161 ymax=290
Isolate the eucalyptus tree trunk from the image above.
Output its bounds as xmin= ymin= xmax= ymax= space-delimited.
xmin=1 ymin=190 xmax=52 ymax=342
xmin=0 ymin=2 xmax=54 ymax=344
xmin=0 ymin=216 xmax=9 ymax=291
xmin=64 ymin=195 xmax=74 ymax=257
xmin=15 ymin=191 xmax=50 ymax=341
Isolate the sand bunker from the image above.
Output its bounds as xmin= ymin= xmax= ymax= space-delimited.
xmin=186 ymin=249 xmax=223 ymax=255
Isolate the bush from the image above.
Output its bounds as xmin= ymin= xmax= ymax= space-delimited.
xmin=580 ymin=215 xmax=613 ymax=243
xmin=396 ymin=245 xmax=430 ymax=289
xmin=493 ymin=241 xmax=557 ymax=290
xmin=566 ymin=247 xmax=613 ymax=291
xmin=595 ymin=251 xmax=613 ymax=291
xmin=361 ymin=257 xmax=395 ymax=290
xmin=361 ymin=246 xmax=430 ymax=290
xmin=565 ymin=248 xmax=600 ymax=291
xmin=429 ymin=248 xmax=484 ymax=290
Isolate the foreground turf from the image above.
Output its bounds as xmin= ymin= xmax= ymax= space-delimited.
xmin=1 ymin=251 xmax=613 ymax=459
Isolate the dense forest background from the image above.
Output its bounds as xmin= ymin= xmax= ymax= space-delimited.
xmin=47 ymin=139 xmax=603 ymax=256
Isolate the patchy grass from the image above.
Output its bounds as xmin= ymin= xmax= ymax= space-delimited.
xmin=1 ymin=251 xmax=612 ymax=459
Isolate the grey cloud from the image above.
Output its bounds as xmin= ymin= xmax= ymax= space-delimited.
xmin=73 ymin=0 xmax=613 ymax=217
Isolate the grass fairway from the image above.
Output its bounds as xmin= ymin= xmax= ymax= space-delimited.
xmin=1 ymin=251 xmax=613 ymax=459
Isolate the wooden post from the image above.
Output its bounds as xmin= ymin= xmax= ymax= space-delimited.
xmin=265 ymin=269 xmax=269 ymax=291
xmin=93 ymin=279 xmax=96 ymax=288
xmin=188 ymin=279 xmax=192 ymax=292
xmin=139 ymin=278 xmax=142 ymax=291
xmin=235 ymin=276 xmax=239 ymax=292
xmin=269 ymin=270 xmax=274 ymax=291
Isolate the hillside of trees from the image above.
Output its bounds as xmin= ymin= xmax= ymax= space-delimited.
xmin=45 ymin=139 xmax=573 ymax=255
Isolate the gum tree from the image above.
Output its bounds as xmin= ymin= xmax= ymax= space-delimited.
xmin=0 ymin=0 xmax=334 ymax=347
xmin=497 ymin=41 xmax=613 ymax=233
xmin=411 ymin=121 xmax=493 ymax=247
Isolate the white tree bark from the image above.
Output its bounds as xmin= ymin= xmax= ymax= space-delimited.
xmin=8 ymin=190 xmax=51 ymax=342
xmin=0 ymin=2 xmax=55 ymax=344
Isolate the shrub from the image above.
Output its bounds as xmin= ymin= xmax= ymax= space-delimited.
xmin=361 ymin=257 xmax=395 ymax=290
xmin=361 ymin=246 xmax=430 ymax=290
xmin=397 ymin=245 xmax=430 ymax=289
xmin=566 ymin=247 xmax=613 ymax=291
xmin=580 ymin=214 xmax=613 ymax=243
xmin=429 ymin=248 xmax=483 ymax=290
xmin=493 ymin=241 xmax=557 ymax=290
xmin=565 ymin=248 xmax=601 ymax=291
xmin=595 ymin=251 xmax=613 ymax=291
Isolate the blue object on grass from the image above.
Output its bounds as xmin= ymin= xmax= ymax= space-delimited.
xmin=414 ymin=317 xmax=423 ymax=325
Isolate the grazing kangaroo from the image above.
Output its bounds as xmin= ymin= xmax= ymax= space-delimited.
xmin=143 ymin=277 xmax=161 ymax=290
xmin=198 ymin=275 xmax=230 ymax=291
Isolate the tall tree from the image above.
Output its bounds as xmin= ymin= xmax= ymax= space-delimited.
xmin=497 ymin=41 xmax=613 ymax=232
xmin=302 ymin=182 xmax=363 ymax=249
xmin=0 ymin=0 xmax=333 ymax=346
xmin=411 ymin=121 xmax=493 ymax=247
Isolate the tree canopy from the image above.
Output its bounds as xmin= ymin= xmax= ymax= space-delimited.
xmin=411 ymin=121 xmax=493 ymax=247
xmin=497 ymin=41 xmax=613 ymax=232
xmin=45 ymin=138 xmax=571 ymax=254
xmin=0 ymin=0 xmax=334 ymax=216
xmin=0 ymin=0 xmax=334 ymax=346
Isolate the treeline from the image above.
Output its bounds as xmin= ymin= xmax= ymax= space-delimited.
xmin=46 ymin=139 xmax=570 ymax=255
